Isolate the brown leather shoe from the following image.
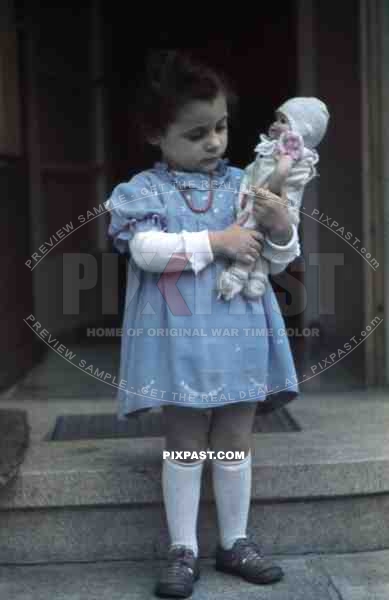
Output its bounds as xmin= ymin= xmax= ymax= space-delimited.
xmin=155 ymin=545 xmax=200 ymax=598
xmin=215 ymin=537 xmax=284 ymax=585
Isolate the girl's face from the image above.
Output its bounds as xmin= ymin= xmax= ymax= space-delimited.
xmin=268 ymin=111 xmax=291 ymax=139
xmin=150 ymin=92 xmax=228 ymax=174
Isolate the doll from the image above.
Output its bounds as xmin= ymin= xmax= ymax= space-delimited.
xmin=217 ymin=96 xmax=329 ymax=301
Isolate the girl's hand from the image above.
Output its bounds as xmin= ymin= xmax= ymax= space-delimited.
xmin=252 ymin=187 xmax=291 ymax=241
xmin=209 ymin=212 xmax=264 ymax=265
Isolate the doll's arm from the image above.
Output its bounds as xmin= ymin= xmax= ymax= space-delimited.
xmin=266 ymin=132 xmax=305 ymax=196
xmin=266 ymin=155 xmax=294 ymax=195
xmin=284 ymin=187 xmax=304 ymax=227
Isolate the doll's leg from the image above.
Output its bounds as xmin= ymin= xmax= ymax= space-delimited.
xmin=216 ymin=207 xmax=260 ymax=301
xmin=242 ymin=255 xmax=269 ymax=299
xmin=216 ymin=259 xmax=253 ymax=301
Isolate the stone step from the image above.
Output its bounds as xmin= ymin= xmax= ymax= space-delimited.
xmin=1 ymin=429 xmax=389 ymax=564
xmin=0 ymin=555 xmax=341 ymax=600
xmin=47 ymin=408 xmax=299 ymax=441
xmin=2 ymin=550 xmax=389 ymax=599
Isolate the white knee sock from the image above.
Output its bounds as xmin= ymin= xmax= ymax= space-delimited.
xmin=162 ymin=457 xmax=205 ymax=557
xmin=212 ymin=452 xmax=252 ymax=550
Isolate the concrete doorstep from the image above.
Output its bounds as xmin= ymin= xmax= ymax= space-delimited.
xmin=1 ymin=427 xmax=389 ymax=563
xmin=1 ymin=550 xmax=389 ymax=599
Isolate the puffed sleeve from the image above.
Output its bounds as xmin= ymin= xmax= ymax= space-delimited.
xmin=104 ymin=174 xmax=168 ymax=254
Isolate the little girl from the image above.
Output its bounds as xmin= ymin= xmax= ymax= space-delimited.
xmin=105 ymin=50 xmax=300 ymax=598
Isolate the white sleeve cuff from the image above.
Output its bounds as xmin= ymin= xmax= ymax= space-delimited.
xmin=181 ymin=230 xmax=214 ymax=275
xmin=129 ymin=230 xmax=214 ymax=274
xmin=261 ymin=224 xmax=301 ymax=275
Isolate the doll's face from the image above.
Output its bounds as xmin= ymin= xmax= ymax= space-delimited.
xmin=268 ymin=111 xmax=291 ymax=139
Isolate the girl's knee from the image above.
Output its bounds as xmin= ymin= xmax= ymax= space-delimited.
xmin=209 ymin=430 xmax=252 ymax=457
xmin=164 ymin=432 xmax=209 ymax=462
xmin=208 ymin=403 xmax=256 ymax=457
xmin=163 ymin=406 xmax=210 ymax=461
xmin=165 ymin=451 xmax=207 ymax=464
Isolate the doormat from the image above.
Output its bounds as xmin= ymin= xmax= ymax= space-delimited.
xmin=50 ymin=408 xmax=300 ymax=441
xmin=0 ymin=409 xmax=30 ymax=488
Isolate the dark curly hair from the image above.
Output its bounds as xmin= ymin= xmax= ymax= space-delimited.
xmin=133 ymin=49 xmax=238 ymax=143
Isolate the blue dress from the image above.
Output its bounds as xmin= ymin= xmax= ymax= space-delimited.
xmin=105 ymin=159 xmax=299 ymax=420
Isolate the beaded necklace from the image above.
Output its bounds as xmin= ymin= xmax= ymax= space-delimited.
xmin=176 ymin=176 xmax=214 ymax=213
